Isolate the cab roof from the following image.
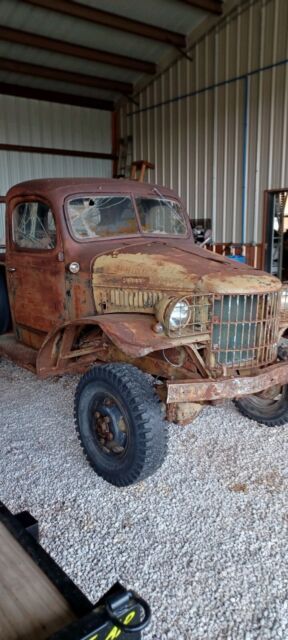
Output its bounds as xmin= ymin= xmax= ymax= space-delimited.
xmin=6 ymin=178 xmax=179 ymax=203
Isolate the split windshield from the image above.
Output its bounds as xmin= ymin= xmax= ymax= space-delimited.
xmin=66 ymin=195 xmax=187 ymax=239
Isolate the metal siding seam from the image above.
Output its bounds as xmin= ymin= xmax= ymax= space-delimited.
xmin=267 ymin=0 xmax=279 ymax=188
xmin=245 ymin=0 xmax=254 ymax=243
xmin=253 ymin=0 xmax=265 ymax=244
xmin=232 ymin=7 xmax=241 ymax=243
xmin=153 ymin=81 xmax=158 ymax=184
xmin=204 ymin=35 xmax=209 ymax=228
xmin=194 ymin=45 xmax=199 ymax=220
xmin=147 ymin=86 xmax=151 ymax=176
xmin=161 ymin=74 xmax=165 ymax=186
xmin=186 ymin=59 xmax=190 ymax=216
xmin=223 ymin=23 xmax=230 ymax=243
xmin=139 ymin=93 xmax=144 ymax=162
xmin=169 ymin=67 xmax=173 ymax=189
xmin=245 ymin=0 xmax=253 ymax=241
xmin=212 ymin=31 xmax=219 ymax=242
xmin=119 ymin=107 xmax=123 ymax=142
xmin=241 ymin=75 xmax=249 ymax=244
xmin=177 ymin=59 xmax=181 ymax=199
xmin=280 ymin=42 xmax=288 ymax=185
xmin=132 ymin=99 xmax=137 ymax=167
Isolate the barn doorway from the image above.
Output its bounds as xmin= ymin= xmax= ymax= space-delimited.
xmin=264 ymin=190 xmax=288 ymax=281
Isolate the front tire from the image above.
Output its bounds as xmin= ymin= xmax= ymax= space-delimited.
xmin=234 ymin=385 xmax=288 ymax=426
xmin=74 ymin=363 xmax=168 ymax=486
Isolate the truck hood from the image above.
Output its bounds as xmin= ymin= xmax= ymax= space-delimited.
xmin=92 ymin=240 xmax=281 ymax=296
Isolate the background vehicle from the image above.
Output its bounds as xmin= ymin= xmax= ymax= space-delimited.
xmin=0 ymin=178 xmax=288 ymax=486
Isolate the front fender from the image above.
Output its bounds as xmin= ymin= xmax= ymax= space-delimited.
xmin=36 ymin=313 xmax=210 ymax=376
xmin=89 ymin=313 xmax=209 ymax=356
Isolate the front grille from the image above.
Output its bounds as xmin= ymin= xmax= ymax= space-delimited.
xmin=212 ymin=292 xmax=280 ymax=367
xmin=166 ymin=294 xmax=213 ymax=337
xmin=95 ymin=287 xmax=164 ymax=313
xmin=169 ymin=292 xmax=280 ymax=368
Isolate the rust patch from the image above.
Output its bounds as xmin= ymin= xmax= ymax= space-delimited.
xmin=228 ymin=482 xmax=249 ymax=493
xmin=253 ymin=469 xmax=284 ymax=493
xmin=166 ymin=402 xmax=203 ymax=425
xmin=36 ymin=314 xmax=211 ymax=375
xmin=92 ymin=251 xmax=197 ymax=313
xmin=0 ymin=333 xmax=37 ymax=372
xmin=166 ymin=360 xmax=288 ymax=403
xmin=200 ymin=273 xmax=281 ymax=295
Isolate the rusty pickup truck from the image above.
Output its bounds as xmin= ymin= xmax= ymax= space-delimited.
xmin=0 ymin=178 xmax=288 ymax=487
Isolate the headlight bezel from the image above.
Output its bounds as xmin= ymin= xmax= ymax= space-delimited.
xmin=155 ymin=296 xmax=191 ymax=334
xmin=167 ymin=299 xmax=191 ymax=331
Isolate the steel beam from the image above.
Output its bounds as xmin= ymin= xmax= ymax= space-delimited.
xmin=0 ymin=26 xmax=156 ymax=75
xmin=0 ymin=58 xmax=133 ymax=94
xmin=24 ymin=0 xmax=186 ymax=47
xmin=180 ymin=0 xmax=223 ymax=14
xmin=0 ymin=82 xmax=114 ymax=110
xmin=0 ymin=143 xmax=116 ymax=160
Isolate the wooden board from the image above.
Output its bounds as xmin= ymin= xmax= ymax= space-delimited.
xmin=0 ymin=523 xmax=76 ymax=639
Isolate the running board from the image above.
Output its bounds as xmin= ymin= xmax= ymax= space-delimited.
xmin=0 ymin=333 xmax=37 ymax=372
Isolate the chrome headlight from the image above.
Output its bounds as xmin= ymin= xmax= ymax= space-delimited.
xmin=155 ymin=297 xmax=191 ymax=333
xmin=168 ymin=300 xmax=190 ymax=330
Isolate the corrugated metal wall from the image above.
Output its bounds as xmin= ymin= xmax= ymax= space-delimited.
xmin=0 ymin=94 xmax=112 ymax=242
xmin=119 ymin=0 xmax=288 ymax=244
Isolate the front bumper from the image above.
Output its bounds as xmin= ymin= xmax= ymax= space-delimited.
xmin=166 ymin=360 xmax=288 ymax=403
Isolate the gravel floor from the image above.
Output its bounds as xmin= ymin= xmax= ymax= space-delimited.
xmin=1 ymin=359 xmax=288 ymax=639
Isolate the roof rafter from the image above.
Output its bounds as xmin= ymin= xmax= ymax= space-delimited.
xmin=0 ymin=143 xmax=116 ymax=160
xmin=24 ymin=0 xmax=186 ymax=48
xmin=180 ymin=0 xmax=223 ymax=14
xmin=0 ymin=58 xmax=133 ymax=94
xmin=0 ymin=26 xmax=156 ymax=75
xmin=0 ymin=82 xmax=114 ymax=110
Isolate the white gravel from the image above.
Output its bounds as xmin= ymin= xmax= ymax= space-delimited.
xmin=1 ymin=358 xmax=288 ymax=639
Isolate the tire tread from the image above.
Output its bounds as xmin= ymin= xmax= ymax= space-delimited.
xmin=74 ymin=363 xmax=168 ymax=486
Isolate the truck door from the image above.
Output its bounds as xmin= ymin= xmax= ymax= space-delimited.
xmin=6 ymin=199 xmax=65 ymax=347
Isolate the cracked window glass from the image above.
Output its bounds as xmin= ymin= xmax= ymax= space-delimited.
xmin=136 ymin=197 xmax=187 ymax=235
xmin=67 ymin=195 xmax=138 ymax=239
xmin=12 ymin=202 xmax=56 ymax=250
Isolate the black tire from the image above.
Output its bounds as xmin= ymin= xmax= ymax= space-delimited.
xmin=0 ymin=272 xmax=11 ymax=334
xmin=74 ymin=363 xmax=168 ymax=486
xmin=234 ymin=385 xmax=288 ymax=426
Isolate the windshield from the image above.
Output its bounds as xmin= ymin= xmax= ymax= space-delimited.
xmin=136 ymin=197 xmax=187 ymax=235
xmin=67 ymin=196 xmax=138 ymax=238
xmin=66 ymin=194 xmax=188 ymax=239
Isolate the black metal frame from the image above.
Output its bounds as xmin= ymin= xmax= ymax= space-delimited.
xmin=0 ymin=502 xmax=150 ymax=639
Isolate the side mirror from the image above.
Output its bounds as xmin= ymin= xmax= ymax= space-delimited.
xmin=199 ymin=236 xmax=212 ymax=247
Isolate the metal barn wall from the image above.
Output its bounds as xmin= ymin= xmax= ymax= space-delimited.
xmin=0 ymin=95 xmax=112 ymax=192
xmin=0 ymin=94 xmax=112 ymax=242
xmin=119 ymin=0 xmax=288 ymax=244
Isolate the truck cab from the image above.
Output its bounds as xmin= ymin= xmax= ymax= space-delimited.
xmin=0 ymin=178 xmax=288 ymax=487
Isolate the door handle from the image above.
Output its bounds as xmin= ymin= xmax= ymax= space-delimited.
xmin=7 ymin=267 xmax=16 ymax=272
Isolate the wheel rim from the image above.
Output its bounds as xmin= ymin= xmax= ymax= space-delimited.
xmin=89 ymin=392 xmax=129 ymax=458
